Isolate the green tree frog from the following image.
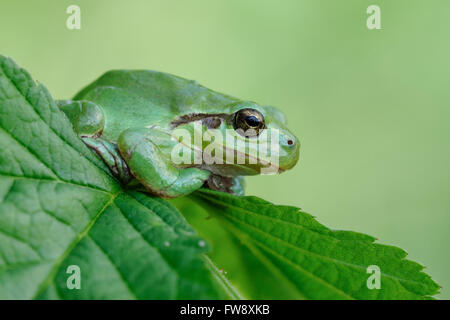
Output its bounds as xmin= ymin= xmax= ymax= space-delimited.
xmin=57 ymin=70 xmax=299 ymax=198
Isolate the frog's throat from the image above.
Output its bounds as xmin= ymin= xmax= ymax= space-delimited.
xmin=170 ymin=113 xmax=231 ymax=129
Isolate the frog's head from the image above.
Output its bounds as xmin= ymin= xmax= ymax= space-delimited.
xmin=193 ymin=101 xmax=299 ymax=176
xmin=226 ymin=101 xmax=299 ymax=175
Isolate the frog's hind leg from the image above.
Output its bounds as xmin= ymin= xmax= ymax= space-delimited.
xmin=118 ymin=127 xmax=211 ymax=198
xmin=82 ymin=136 xmax=133 ymax=184
xmin=57 ymin=100 xmax=132 ymax=184
xmin=56 ymin=100 xmax=105 ymax=137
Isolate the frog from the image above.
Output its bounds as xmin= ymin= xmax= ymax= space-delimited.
xmin=57 ymin=70 xmax=299 ymax=198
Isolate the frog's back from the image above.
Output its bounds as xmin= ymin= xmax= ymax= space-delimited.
xmin=74 ymin=70 xmax=238 ymax=141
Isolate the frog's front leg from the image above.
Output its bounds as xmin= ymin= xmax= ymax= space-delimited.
xmin=205 ymin=175 xmax=245 ymax=196
xmin=118 ymin=128 xmax=211 ymax=198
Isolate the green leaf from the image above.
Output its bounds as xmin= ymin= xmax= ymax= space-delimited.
xmin=0 ymin=54 xmax=440 ymax=300
xmin=182 ymin=189 xmax=440 ymax=299
xmin=0 ymin=55 xmax=233 ymax=299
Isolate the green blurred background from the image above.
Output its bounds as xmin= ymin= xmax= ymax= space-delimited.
xmin=1 ymin=0 xmax=449 ymax=298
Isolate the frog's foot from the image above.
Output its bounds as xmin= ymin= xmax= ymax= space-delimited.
xmin=204 ymin=174 xmax=245 ymax=196
xmin=82 ymin=136 xmax=133 ymax=184
xmin=118 ymin=128 xmax=211 ymax=198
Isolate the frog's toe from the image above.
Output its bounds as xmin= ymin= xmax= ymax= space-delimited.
xmin=204 ymin=174 xmax=245 ymax=196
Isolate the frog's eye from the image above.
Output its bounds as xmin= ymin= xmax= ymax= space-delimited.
xmin=233 ymin=108 xmax=266 ymax=137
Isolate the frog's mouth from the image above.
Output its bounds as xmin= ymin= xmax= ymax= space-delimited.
xmin=169 ymin=122 xmax=298 ymax=175
xmin=211 ymin=145 xmax=284 ymax=176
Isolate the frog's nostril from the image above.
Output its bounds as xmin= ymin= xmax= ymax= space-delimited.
xmin=287 ymin=139 xmax=293 ymax=146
